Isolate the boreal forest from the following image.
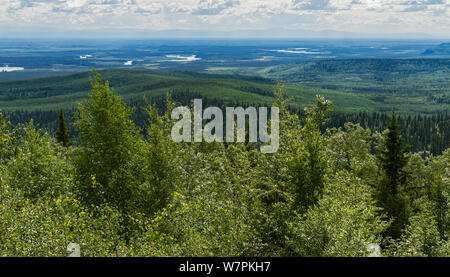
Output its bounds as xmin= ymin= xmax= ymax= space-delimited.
xmin=0 ymin=69 xmax=448 ymax=257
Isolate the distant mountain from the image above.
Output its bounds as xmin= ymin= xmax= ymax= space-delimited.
xmin=423 ymin=42 xmax=450 ymax=55
xmin=0 ymin=26 xmax=437 ymax=39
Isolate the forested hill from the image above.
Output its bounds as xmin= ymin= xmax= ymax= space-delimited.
xmin=0 ymin=72 xmax=448 ymax=257
xmin=0 ymin=69 xmax=449 ymax=154
xmin=1 ymin=67 xmax=449 ymax=114
xmin=0 ymin=70 xmax=276 ymax=112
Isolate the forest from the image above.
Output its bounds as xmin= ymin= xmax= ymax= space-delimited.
xmin=1 ymin=68 xmax=449 ymax=156
xmin=0 ymin=70 xmax=448 ymax=257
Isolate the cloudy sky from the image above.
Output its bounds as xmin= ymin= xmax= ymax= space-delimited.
xmin=0 ymin=0 xmax=449 ymax=38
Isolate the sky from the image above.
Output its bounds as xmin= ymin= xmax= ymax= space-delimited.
xmin=0 ymin=0 xmax=449 ymax=38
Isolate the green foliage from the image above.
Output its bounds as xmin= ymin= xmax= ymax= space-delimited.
xmin=376 ymin=109 xmax=412 ymax=239
xmin=289 ymin=95 xmax=332 ymax=212
xmin=327 ymin=122 xmax=378 ymax=182
xmin=155 ymin=191 xmax=252 ymax=256
xmin=426 ymin=149 xmax=450 ymax=240
xmin=0 ymin=191 xmax=170 ymax=256
xmin=134 ymin=94 xmax=179 ymax=214
xmin=4 ymin=120 xmax=71 ymax=200
xmin=386 ymin=202 xmax=449 ymax=257
xmin=2 ymin=69 xmax=449 ymax=155
xmin=0 ymin=72 xmax=448 ymax=257
xmin=0 ymin=111 xmax=12 ymax=163
xmin=286 ymin=171 xmax=387 ymax=257
xmin=73 ymin=69 xmax=143 ymax=214
xmin=55 ymin=109 xmax=72 ymax=147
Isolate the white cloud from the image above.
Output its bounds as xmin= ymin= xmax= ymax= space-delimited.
xmin=0 ymin=0 xmax=448 ymax=36
xmin=192 ymin=0 xmax=238 ymax=15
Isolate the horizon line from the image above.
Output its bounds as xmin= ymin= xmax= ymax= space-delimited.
xmin=0 ymin=37 xmax=449 ymax=40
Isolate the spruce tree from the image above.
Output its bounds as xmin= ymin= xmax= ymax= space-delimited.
xmin=74 ymin=69 xmax=141 ymax=214
xmin=377 ymin=109 xmax=410 ymax=239
xmin=55 ymin=108 xmax=71 ymax=147
xmin=291 ymin=95 xmax=332 ymax=212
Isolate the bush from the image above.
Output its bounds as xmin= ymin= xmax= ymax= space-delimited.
xmin=286 ymin=171 xmax=387 ymax=256
xmin=5 ymin=121 xmax=71 ymax=200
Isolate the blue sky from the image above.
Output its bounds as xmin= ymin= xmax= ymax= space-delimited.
xmin=0 ymin=0 xmax=449 ymax=38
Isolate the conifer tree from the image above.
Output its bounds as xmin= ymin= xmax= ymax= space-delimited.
xmin=55 ymin=109 xmax=71 ymax=147
xmin=291 ymin=95 xmax=332 ymax=212
xmin=74 ymin=69 xmax=143 ymax=214
xmin=0 ymin=111 xmax=12 ymax=161
xmin=377 ymin=109 xmax=411 ymax=239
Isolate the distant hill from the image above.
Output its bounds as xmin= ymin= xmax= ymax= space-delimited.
xmin=423 ymin=43 xmax=450 ymax=55
xmin=0 ymin=69 xmax=378 ymax=114
xmin=0 ymin=70 xmax=278 ymax=112
xmin=0 ymin=60 xmax=448 ymax=117
xmin=1 ymin=67 xmax=448 ymax=155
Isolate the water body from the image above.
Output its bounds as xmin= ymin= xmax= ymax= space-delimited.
xmin=0 ymin=38 xmax=447 ymax=81
xmin=164 ymin=55 xmax=201 ymax=62
xmin=0 ymin=66 xmax=24 ymax=72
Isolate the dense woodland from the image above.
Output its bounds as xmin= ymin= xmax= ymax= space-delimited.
xmin=6 ymin=97 xmax=450 ymax=155
xmin=0 ymin=70 xmax=448 ymax=256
